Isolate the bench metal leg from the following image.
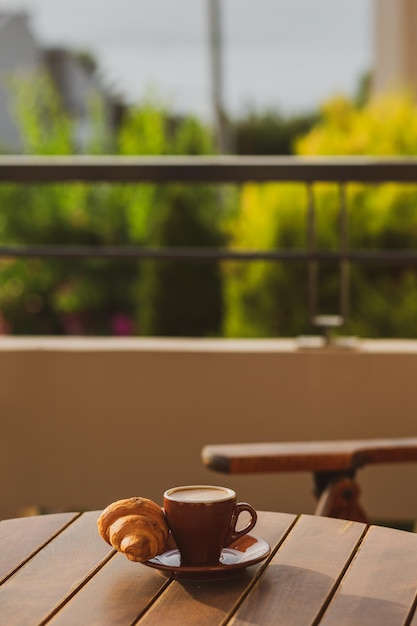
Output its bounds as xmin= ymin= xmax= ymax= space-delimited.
xmin=313 ymin=472 xmax=370 ymax=524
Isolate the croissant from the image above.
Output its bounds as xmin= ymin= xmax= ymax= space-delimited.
xmin=97 ymin=497 xmax=169 ymax=562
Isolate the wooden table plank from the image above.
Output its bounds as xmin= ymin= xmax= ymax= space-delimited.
xmin=229 ymin=515 xmax=366 ymax=626
xmin=0 ymin=513 xmax=78 ymax=584
xmin=0 ymin=511 xmax=113 ymax=626
xmin=2 ymin=510 xmax=415 ymax=625
xmin=319 ymin=525 xmax=417 ymax=626
xmin=48 ymin=552 xmax=172 ymax=626
xmin=136 ymin=511 xmax=297 ymax=626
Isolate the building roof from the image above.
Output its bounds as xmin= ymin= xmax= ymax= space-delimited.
xmin=0 ymin=12 xmax=29 ymax=30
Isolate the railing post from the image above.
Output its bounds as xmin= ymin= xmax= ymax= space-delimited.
xmin=309 ymin=182 xmax=347 ymax=342
xmin=338 ymin=182 xmax=349 ymax=322
xmin=307 ymin=183 xmax=318 ymax=324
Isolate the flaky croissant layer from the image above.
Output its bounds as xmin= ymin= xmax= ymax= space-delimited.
xmin=97 ymin=497 xmax=169 ymax=562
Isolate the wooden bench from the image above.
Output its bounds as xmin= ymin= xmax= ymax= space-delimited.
xmin=202 ymin=437 xmax=417 ymax=523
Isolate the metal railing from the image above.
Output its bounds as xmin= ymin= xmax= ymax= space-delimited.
xmin=1 ymin=155 xmax=417 ymax=335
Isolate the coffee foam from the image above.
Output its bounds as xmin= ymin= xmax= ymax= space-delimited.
xmin=165 ymin=486 xmax=234 ymax=503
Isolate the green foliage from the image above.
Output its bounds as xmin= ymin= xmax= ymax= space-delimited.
xmin=232 ymin=109 xmax=318 ymax=155
xmin=0 ymin=74 xmax=226 ymax=336
xmin=0 ymin=71 xmax=138 ymax=334
xmin=122 ymin=111 xmax=226 ymax=336
xmin=5 ymin=69 xmax=417 ymax=339
xmin=223 ymin=183 xmax=307 ymax=336
xmin=296 ymin=92 xmax=417 ymax=156
xmin=10 ymin=72 xmax=74 ymax=154
xmin=225 ymin=92 xmax=417 ymax=338
xmin=138 ymin=186 xmax=224 ymax=336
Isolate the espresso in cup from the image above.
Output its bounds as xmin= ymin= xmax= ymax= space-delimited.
xmin=166 ymin=487 xmax=232 ymax=502
xmin=163 ymin=485 xmax=257 ymax=566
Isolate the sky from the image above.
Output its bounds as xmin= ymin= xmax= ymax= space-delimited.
xmin=2 ymin=0 xmax=373 ymax=120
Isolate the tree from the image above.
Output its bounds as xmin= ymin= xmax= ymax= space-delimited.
xmin=0 ymin=76 xmax=227 ymax=337
xmin=224 ymin=92 xmax=417 ymax=338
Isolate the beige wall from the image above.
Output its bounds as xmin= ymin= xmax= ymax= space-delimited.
xmin=1 ymin=337 xmax=416 ymax=522
xmin=373 ymin=0 xmax=417 ymax=98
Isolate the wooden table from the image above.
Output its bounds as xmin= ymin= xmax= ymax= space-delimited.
xmin=1 ymin=510 xmax=416 ymax=626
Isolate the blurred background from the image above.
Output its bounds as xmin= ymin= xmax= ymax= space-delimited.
xmin=1 ymin=0 xmax=372 ymax=121
xmin=0 ymin=0 xmax=416 ymax=338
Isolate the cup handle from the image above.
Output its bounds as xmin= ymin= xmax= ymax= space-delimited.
xmin=226 ymin=502 xmax=257 ymax=544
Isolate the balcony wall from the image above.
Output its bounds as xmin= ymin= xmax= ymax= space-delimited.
xmin=1 ymin=336 xmax=416 ymax=522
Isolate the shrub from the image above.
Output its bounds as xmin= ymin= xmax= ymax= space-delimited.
xmin=232 ymin=109 xmax=318 ymax=155
xmin=0 ymin=75 xmax=227 ymax=336
xmin=225 ymin=92 xmax=417 ymax=338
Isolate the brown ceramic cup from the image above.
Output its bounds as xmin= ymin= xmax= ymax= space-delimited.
xmin=163 ymin=485 xmax=257 ymax=566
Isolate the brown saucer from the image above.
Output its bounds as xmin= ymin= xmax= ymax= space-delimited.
xmin=143 ymin=534 xmax=271 ymax=581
